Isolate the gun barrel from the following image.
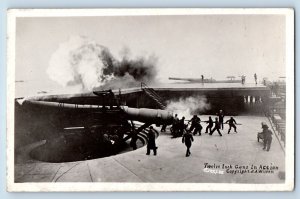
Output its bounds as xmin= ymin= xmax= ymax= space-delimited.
xmin=21 ymin=100 xmax=174 ymax=125
xmin=121 ymin=106 xmax=174 ymax=125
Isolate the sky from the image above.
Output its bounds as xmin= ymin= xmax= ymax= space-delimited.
xmin=15 ymin=14 xmax=286 ymax=95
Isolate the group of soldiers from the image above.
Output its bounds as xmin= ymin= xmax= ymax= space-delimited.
xmin=166 ymin=110 xmax=239 ymax=157
xmin=180 ymin=117 xmax=274 ymax=157
xmin=149 ymin=110 xmax=273 ymax=157
xmin=169 ymin=110 xmax=238 ymax=139
xmin=241 ymin=73 xmax=258 ymax=85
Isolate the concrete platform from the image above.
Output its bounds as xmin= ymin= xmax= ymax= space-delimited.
xmin=15 ymin=116 xmax=285 ymax=183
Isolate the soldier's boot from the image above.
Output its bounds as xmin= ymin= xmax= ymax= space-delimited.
xmin=186 ymin=151 xmax=190 ymax=157
xmin=146 ymin=148 xmax=150 ymax=155
xmin=218 ymin=131 xmax=222 ymax=136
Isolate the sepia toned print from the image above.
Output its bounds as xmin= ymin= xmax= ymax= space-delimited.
xmin=7 ymin=8 xmax=294 ymax=191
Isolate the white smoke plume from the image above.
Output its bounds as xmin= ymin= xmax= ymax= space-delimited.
xmin=166 ymin=96 xmax=211 ymax=119
xmin=47 ymin=36 xmax=113 ymax=91
xmin=47 ymin=35 xmax=157 ymax=91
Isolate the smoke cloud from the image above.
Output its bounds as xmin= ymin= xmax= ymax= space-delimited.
xmin=166 ymin=96 xmax=211 ymax=119
xmin=47 ymin=36 xmax=158 ymax=91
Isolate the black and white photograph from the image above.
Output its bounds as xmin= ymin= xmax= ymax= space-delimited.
xmin=7 ymin=8 xmax=294 ymax=191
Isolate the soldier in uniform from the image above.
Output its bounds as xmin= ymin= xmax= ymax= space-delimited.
xmin=209 ymin=117 xmax=222 ymax=136
xmin=188 ymin=115 xmax=202 ymax=136
xmin=146 ymin=126 xmax=157 ymax=155
xmin=205 ymin=116 xmax=214 ymax=134
xmin=160 ymin=124 xmax=167 ymax=132
xmin=241 ymin=75 xmax=246 ymax=84
xmin=179 ymin=116 xmax=186 ymax=136
xmin=262 ymin=125 xmax=273 ymax=151
xmin=225 ymin=117 xmax=237 ymax=134
xmin=130 ymin=130 xmax=138 ymax=150
xmin=171 ymin=114 xmax=179 ymax=137
xmin=218 ymin=110 xmax=225 ymax=130
xmin=182 ymin=131 xmax=194 ymax=157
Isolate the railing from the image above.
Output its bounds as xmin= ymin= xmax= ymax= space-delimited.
xmin=141 ymin=82 xmax=166 ymax=109
xmin=267 ymin=115 xmax=285 ymax=153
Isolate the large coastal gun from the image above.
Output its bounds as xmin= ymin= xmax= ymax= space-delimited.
xmin=16 ymin=98 xmax=175 ymax=162
xmin=169 ymin=77 xmax=242 ymax=83
xmin=19 ymin=99 xmax=174 ymax=144
xmin=21 ymin=100 xmax=173 ymax=125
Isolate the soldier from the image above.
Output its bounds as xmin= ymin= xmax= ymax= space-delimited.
xmin=160 ymin=124 xmax=167 ymax=132
xmin=225 ymin=117 xmax=237 ymax=134
xmin=130 ymin=130 xmax=138 ymax=150
xmin=254 ymin=73 xmax=258 ymax=85
xmin=179 ymin=116 xmax=186 ymax=136
xmin=263 ymin=78 xmax=267 ymax=86
xmin=241 ymin=75 xmax=246 ymax=84
xmin=188 ymin=115 xmax=202 ymax=136
xmin=262 ymin=125 xmax=273 ymax=151
xmin=205 ymin=116 xmax=214 ymax=134
xmin=171 ymin=114 xmax=179 ymax=137
xmin=182 ymin=131 xmax=194 ymax=157
xmin=174 ymin=114 xmax=179 ymax=122
xmin=209 ymin=117 xmax=222 ymax=136
xmin=218 ymin=110 xmax=225 ymax=130
xmin=146 ymin=126 xmax=157 ymax=155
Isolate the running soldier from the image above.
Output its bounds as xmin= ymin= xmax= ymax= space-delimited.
xmin=171 ymin=114 xmax=180 ymax=137
xmin=179 ymin=116 xmax=186 ymax=137
xmin=209 ymin=117 xmax=222 ymax=136
xmin=188 ymin=115 xmax=202 ymax=136
xmin=225 ymin=117 xmax=237 ymax=134
xmin=182 ymin=131 xmax=194 ymax=157
xmin=205 ymin=116 xmax=214 ymax=134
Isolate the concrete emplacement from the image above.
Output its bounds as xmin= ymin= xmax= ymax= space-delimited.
xmin=15 ymin=115 xmax=285 ymax=183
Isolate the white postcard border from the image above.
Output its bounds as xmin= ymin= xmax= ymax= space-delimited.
xmin=6 ymin=8 xmax=294 ymax=192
